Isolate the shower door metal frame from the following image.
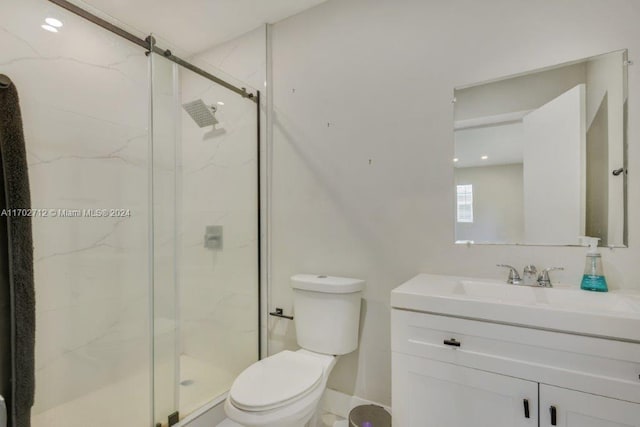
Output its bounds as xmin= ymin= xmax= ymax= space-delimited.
xmin=47 ymin=0 xmax=259 ymax=102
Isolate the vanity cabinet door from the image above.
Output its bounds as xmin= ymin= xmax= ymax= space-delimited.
xmin=540 ymin=384 xmax=640 ymax=427
xmin=392 ymin=353 xmax=538 ymax=427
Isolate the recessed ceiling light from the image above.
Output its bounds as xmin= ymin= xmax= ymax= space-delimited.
xmin=41 ymin=24 xmax=58 ymax=33
xmin=481 ymin=155 xmax=488 ymax=160
xmin=217 ymin=101 xmax=225 ymax=106
xmin=45 ymin=17 xmax=63 ymax=27
xmin=453 ymin=158 xmax=459 ymax=162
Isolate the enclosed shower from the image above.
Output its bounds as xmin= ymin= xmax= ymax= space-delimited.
xmin=0 ymin=0 xmax=261 ymax=425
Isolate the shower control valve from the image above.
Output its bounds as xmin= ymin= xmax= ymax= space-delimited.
xmin=204 ymin=225 xmax=223 ymax=250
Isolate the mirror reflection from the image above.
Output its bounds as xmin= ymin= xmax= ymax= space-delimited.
xmin=454 ymin=49 xmax=628 ymax=247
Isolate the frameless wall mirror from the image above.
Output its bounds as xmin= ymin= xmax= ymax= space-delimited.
xmin=453 ymin=49 xmax=629 ymax=247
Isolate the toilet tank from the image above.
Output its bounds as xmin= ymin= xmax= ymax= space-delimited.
xmin=291 ymin=274 xmax=365 ymax=355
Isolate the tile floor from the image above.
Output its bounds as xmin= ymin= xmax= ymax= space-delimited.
xmin=215 ymin=410 xmax=345 ymax=427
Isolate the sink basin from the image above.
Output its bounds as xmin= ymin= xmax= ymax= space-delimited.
xmin=455 ymin=279 xmax=541 ymax=304
xmin=391 ymin=274 xmax=640 ymax=342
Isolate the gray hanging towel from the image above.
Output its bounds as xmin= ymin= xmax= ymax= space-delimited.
xmin=0 ymin=74 xmax=35 ymax=427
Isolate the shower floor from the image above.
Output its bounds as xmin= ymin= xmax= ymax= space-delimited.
xmin=178 ymin=354 xmax=234 ymax=416
xmin=32 ymin=354 xmax=233 ymax=427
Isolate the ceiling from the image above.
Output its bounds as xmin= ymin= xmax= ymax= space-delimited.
xmin=454 ymin=122 xmax=524 ymax=169
xmin=76 ymin=0 xmax=328 ymax=55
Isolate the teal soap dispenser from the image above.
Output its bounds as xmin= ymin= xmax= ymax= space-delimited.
xmin=579 ymin=236 xmax=608 ymax=292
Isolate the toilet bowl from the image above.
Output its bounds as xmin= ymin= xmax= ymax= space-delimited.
xmin=224 ymin=274 xmax=365 ymax=427
xmin=224 ymin=350 xmax=336 ymax=427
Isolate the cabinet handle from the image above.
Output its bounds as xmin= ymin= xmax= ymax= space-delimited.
xmin=523 ymin=399 xmax=530 ymax=418
xmin=550 ymin=405 xmax=557 ymax=425
xmin=443 ymin=338 xmax=461 ymax=347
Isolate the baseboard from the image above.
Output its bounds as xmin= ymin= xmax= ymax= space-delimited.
xmin=321 ymin=388 xmax=391 ymax=419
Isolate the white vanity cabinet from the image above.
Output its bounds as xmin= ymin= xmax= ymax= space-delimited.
xmin=391 ymin=308 xmax=640 ymax=427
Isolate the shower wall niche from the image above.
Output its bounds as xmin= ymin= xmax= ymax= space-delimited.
xmin=0 ymin=0 xmax=260 ymax=426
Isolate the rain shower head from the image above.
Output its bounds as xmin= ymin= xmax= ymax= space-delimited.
xmin=182 ymin=99 xmax=219 ymax=128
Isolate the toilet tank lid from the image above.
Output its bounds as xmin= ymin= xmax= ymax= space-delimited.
xmin=291 ymin=274 xmax=365 ymax=294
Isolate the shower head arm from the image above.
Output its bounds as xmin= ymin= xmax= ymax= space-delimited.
xmin=0 ymin=74 xmax=11 ymax=89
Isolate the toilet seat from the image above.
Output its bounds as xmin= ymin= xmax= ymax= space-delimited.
xmin=225 ymin=349 xmax=338 ymax=427
xmin=229 ymin=350 xmax=324 ymax=411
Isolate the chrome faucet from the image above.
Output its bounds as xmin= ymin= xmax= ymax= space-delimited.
xmin=523 ymin=265 xmax=538 ymax=286
xmin=498 ymin=264 xmax=564 ymax=287
xmin=537 ymin=267 xmax=564 ymax=287
xmin=496 ymin=264 xmax=522 ymax=285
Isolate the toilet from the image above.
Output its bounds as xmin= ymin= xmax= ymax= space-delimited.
xmin=224 ymin=274 xmax=365 ymax=427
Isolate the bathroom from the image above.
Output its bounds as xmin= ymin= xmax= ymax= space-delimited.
xmin=0 ymin=0 xmax=638 ymax=426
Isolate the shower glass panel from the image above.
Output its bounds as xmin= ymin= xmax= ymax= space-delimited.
xmin=150 ymin=53 xmax=180 ymax=425
xmin=0 ymin=0 xmax=152 ymax=426
xmin=150 ymin=51 xmax=260 ymax=422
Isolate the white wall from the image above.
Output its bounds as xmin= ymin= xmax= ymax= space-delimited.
xmin=267 ymin=0 xmax=640 ymax=406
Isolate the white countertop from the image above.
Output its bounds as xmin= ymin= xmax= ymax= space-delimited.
xmin=391 ymin=274 xmax=640 ymax=343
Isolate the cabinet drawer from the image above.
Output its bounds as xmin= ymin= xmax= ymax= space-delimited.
xmin=392 ymin=309 xmax=640 ymax=403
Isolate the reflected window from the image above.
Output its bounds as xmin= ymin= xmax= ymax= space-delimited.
xmin=456 ymin=184 xmax=473 ymax=223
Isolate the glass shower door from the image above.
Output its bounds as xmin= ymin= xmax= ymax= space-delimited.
xmin=0 ymin=1 xmax=154 ymax=426
xmin=150 ymin=52 xmax=260 ymax=425
xmin=1 ymin=1 xmax=259 ymax=425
